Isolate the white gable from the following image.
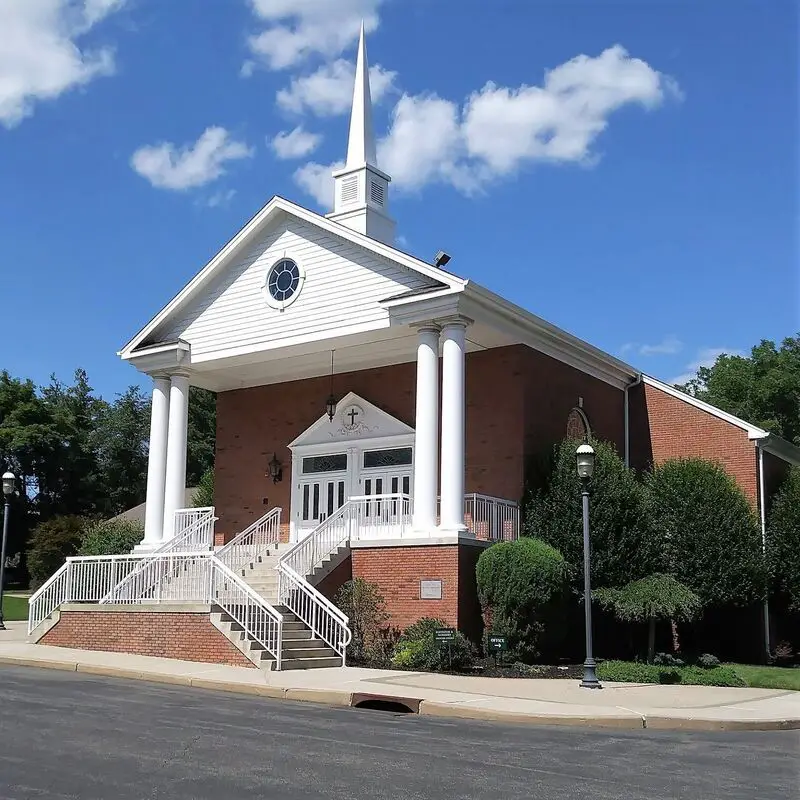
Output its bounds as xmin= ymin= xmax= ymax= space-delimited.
xmin=289 ymin=392 xmax=414 ymax=449
xmin=148 ymin=212 xmax=439 ymax=363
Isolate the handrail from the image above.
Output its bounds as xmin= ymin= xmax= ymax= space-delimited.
xmin=216 ymin=508 xmax=282 ymax=575
xmin=27 ymin=551 xmax=284 ymax=668
xmin=100 ymin=509 xmax=216 ymax=603
xmin=276 ymin=561 xmax=350 ymax=662
xmin=211 ymin=558 xmax=284 ymax=670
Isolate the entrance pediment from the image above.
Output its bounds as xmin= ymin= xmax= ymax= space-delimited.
xmin=289 ymin=392 xmax=413 ymax=449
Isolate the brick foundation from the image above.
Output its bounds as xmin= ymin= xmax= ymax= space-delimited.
xmin=39 ymin=606 xmax=255 ymax=669
xmin=350 ymin=541 xmax=488 ymax=639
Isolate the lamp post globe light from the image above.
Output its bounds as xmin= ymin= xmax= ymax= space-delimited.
xmin=0 ymin=471 xmax=16 ymax=631
xmin=575 ymin=445 xmax=601 ymax=689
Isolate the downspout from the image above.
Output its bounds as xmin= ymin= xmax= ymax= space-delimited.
xmin=624 ymin=373 xmax=644 ymax=468
xmin=757 ymin=440 xmax=771 ymax=660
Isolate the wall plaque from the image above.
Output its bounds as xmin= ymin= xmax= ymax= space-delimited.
xmin=420 ymin=580 xmax=443 ymax=600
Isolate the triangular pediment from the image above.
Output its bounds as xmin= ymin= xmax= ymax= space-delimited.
xmin=289 ymin=392 xmax=414 ymax=449
xmin=120 ymin=196 xmax=463 ymax=363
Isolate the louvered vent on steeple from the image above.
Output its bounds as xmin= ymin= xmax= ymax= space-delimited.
xmin=326 ymin=22 xmax=396 ymax=246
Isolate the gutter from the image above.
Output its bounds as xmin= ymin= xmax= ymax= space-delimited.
xmin=755 ymin=437 xmax=772 ymax=659
xmin=624 ymin=373 xmax=644 ymax=468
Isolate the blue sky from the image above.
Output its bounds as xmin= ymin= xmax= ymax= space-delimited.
xmin=1 ymin=0 xmax=796 ymax=400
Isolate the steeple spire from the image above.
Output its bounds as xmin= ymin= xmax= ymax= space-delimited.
xmin=327 ymin=22 xmax=396 ymax=246
xmin=345 ymin=21 xmax=378 ymax=169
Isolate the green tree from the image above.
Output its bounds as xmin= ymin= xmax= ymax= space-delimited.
xmin=192 ymin=467 xmax=214 ymax=508
xmin=26 ymin=515 xmax=88 ymax=588
xmin=95 ymin=386 xmax=149 ymax=515
xmin=677 ymin=335 xmax=800 ymax=446
xmin=187 ymin=387 xmax=216 ymax=486
xmin=525 ymin=439 xmax=659 ymax=590
xmin=766 ymin=466 xmax=800 ymax=612
xmin=334 ymin=578 xmax=390 ymax=664
xmin=79 ymin=518 xmax=144 ymax=556
xmin=646 ymin=458 xmax=766 ymax=606
xmin=476 ymin=537 xmax=568 ymax=661
xmin=594 ymin=575 xmax=702 ymax=662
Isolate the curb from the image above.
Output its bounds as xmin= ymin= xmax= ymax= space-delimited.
xmin=2 ymin=656 xmax=798 ymax=732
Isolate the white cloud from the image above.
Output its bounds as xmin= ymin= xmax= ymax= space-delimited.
xmin=671 ymin=347 xmax=744 ymax=386
xmin=293 ymin=159 xmax=343 ymax=208
xmin=206 ymin=189 xmax=237 ymax=208
xmin=270 ymin=126 xmax=322 ymax=159
xmin=131 ymin=127 xmax=254 ymax=191
xmin=621 ymin=335 xmax=683 ymax=357
xmin=245 ymin=0 xmax=386 ymax=71
xmin=276 ymin=59 xmax=396 ymax=116
xmin=293 ymin=45 xmax=680 ymax=204
xmin=0 ymin=0 xmax=126 ymax=127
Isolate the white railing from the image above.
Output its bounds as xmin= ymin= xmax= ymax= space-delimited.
xmin=277 ymin=561 xmax=350 ymax=662
xmin=216 ymin=508 xmax=282 ymax=575
xmin=211 ymin=559 xmax=283 ymax=670
xmin=465 ymin=493 xmax=519 ymax=541
xmin=348 ymin=494 xmax=413 ymax=541
xmin=166 ymin=507 xmax=216 ymax=553
xmin=27 ymin=551 xmax=284 ymax=667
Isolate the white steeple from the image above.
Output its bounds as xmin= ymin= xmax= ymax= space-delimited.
xmin=327 ymin=22 xmax=396 ymax=245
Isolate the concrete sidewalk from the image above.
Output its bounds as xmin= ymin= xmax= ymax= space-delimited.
xmin=1 ymin=622 xmax=797 ymax=731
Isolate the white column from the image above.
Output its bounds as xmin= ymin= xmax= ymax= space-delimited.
xmin=412 ymin=325 xmax=440 ymax=533
xmin=439 ymin=320 xmax=468 ymax=533
xmin=141 ymin=375 xmax=171 ymax=548
xmin=162 ymin=372 xmax=190 ymax=542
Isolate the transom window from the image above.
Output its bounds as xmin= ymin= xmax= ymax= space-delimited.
xmin=265 ymin=258 xmax=302 ymax=306
xmin=363 ymin=447 xmax=413 ymax=469
xmin=302 ymin=454 xmax=347 ymax=474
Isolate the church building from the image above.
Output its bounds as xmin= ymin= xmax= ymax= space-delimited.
xmin=48 ymin=27 xmax=793 ymax=666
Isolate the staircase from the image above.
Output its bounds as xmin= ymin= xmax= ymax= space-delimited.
xmin=214 ymin=530 xmax=349 ymax=670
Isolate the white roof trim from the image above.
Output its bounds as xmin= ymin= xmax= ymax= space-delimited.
xmin=119 ymin=195 xmax=465 ymax=358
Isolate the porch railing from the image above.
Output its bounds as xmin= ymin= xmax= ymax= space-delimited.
xmin=216 ymin=507 xmax=282 ymax=576
xmin=28 ymin=551 xmax=284 ymax=668
xmin=464 ymin=493 xmax=519 ymax=541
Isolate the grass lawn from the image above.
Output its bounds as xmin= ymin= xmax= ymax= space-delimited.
xmin=729 ymin=664 xmax=800 ymax=692
xmin=1 ymin=595 xmax=29 ymax=622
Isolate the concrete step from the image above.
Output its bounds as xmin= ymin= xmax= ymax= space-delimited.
xmin=282 ymin=636 xmax=325 ymax=650
xmin=280 ymin=655 xmax=342 ymax=670
xmin=280 ymin=646 xmax=335 ymax=660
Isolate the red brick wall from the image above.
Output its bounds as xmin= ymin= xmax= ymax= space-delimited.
xmin=352 ymin=545 xmax=459 ymax=631
xmin=637 ymin=382 xmax=759 ymax=505
xmin=40 ymin=610 xmax=255 ymax=668
xmin=519 ymin=346 xmax=626 ymax=477
xmin=214 ymin=344 xmax=627 ymax=539
xmin=315 ymin=555 xmax=353 ymax=603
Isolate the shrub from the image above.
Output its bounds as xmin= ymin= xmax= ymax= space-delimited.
xmin=391 ymin=617 xmax=474 ymax=672
xmin=78 ymin=518 xmax=144 ymax=556
xmin=646 ymin=458 xmax=766 ymax=607
xmin=192 ymin=467 xmax=214 ymax=508
xmin=594 ymin=574 xmax=701 ymax=662
xmin=596 ymin=660 xmax=746 ymax=687
xmin=698 ymin=653 xmax=721 ymax=669
xmin=334 ymin=578 xmax=390 ymax=665
xmin=26 ymin=515 xmax=88 ymax=588
xmin=766 ymin=466 xmax=800 ymax=612
xmin=653 ymin=651 xmax=685 ymax=667
xmin=526 ymin=439 xmax=659 ymax=590
xmin=476 ymin=537 xmax=567 ymax=662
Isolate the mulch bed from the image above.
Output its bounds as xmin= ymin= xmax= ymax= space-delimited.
xmin=470 ymin=658 xmax=584 ymax=679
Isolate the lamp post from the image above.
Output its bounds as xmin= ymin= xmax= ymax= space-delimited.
xmin=0 ymin=472 xmax=15 ymax=631
xmin=576 ymin=445 xmax=601 ymax=689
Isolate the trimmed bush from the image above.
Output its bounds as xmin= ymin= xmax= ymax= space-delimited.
xmin=698 ymin=653 xmax=721 ymax=669
xmin=646 ymin=458 xmax=766 ymax=607
xmin=334 ymin=578 xmax=390 ymax=665
xmin=594 ymin=574 xmax=701 ymax=662
xmin=476 ymin=537 xmax=567 ymax=662
xmin=79 ymin=518 xmax=144 ymax=556
xmin=597 ymin=660 xmax=746 ymax=687
xmin=525 ymin=439 xmax=659 ymax=590
xmin=391 ymin=618 xmax=474 ymax=672
xmin=26 ymin=515 xmax=88 ymax=588
xmin=766 ymin=466 xmax=800 ymax=612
